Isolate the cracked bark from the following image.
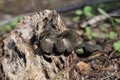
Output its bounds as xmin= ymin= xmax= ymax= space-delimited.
xmin=0 ymin=10 xmax=74 ymax=80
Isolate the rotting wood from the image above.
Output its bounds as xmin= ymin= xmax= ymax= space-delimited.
xmin=1 ymin=10 xmax=78 ymax=80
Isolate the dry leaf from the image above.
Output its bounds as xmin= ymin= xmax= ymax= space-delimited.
xmin=76 ymin=61 xmax=90 ymax=74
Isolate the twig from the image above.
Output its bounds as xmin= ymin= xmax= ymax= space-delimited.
xmin=101 ymin=71 xmax=116 ymax=80
xmin=108 ymin=50 xmax=116 ymax=59
xmin=110 ymin=55 xmax=120 ymax=59
xmin=80 ymin=12 xmax=120 ymax=28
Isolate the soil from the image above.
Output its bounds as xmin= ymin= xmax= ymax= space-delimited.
xmin=0 ymin=0 xmax=120 ymax=80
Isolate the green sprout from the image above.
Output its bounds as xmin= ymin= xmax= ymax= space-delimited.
xmin=73 ymin=6 xmax=94 ymax=22
xmin=98 ymin=8 xmax=116 ymax=31
xmin=75 ymin=10 xmax=83 ymax=16
xmin=85 ymin=27 xmax=97 ymax=40
xmin=0 ymin=16 xmax=22 ymax=33
xmin=83 ymin=6 xmax=94 ymax=17
xmin=73 ymin=10 xmax=83 ymax=22
xmin=109 ymin=31 xmax=117 ymax=39
xmin=75 ymin=48 xmax=84 ymax=54
xmin=113 ymin=40 xmax=120 ymax=53
xmin=115 ymin=18 xmax=120 ymax=23
xmin=73 ymin=16 xmax=80 ymax=23
xmin=10 ymin=16 xmax=21 ymax=29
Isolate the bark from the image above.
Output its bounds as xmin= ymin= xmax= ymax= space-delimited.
xmin=1 ymin=10 xmax=69 ymax=80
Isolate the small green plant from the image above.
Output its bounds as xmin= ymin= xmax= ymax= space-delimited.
xmin=75 ymin=10 xmax=83 ymax=16
xmin=98 ymin=8 xmax=116 ymax=31
xmin=113 ymin=40 xmax=120 ymax=53
xmin=101 ymin=31 xmax=117 ymax=39
xmin=85 ymin=27 xmax=92 ymax=39
xmin=75 ymin=48 xmax=84 ymax=54
xmin=115 ymin=18 xmax=120 ymax=23
xmin=85 ymin=27 xmax=97 ymax=39
xmin=1 ymin=25 xmax=12 ymax=33
xmin=98 ymin=8 xmax=110 ymax=18
xmin=0 ymin=16 xmax=22 ymax=33
xmin=73 ymin=16 xmax=80 ymax=23
xmin=10 ymin=16 xmax=21 ymax=28
xmin=83 ymin=6 xmax=94 ymax=17
xmin=73 ymin=6 xmax=94 ymax=22
xmin=109 ymin=31 xmax=117 ymax=39
xmin=73 ymin=10 xmax=83 ymax=22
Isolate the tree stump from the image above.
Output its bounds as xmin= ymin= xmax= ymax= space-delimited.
xmin=0 ymin=10 xmax=78 ymax=80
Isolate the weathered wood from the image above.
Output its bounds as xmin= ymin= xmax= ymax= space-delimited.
xmin=1 ymin=10 xmax=71 ymax=80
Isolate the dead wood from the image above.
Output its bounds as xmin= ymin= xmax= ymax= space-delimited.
xmin=1 ymin=10 xmax=73 ymax=80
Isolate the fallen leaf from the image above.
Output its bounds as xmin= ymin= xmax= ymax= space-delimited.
xmin=76 ymin=61 xmax=90 ymax=74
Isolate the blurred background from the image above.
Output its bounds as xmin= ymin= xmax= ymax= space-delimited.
xmin=0 ymin=0 xmax=120 ymax=34
xmin=0 ymin=0 xmax=81 ymax=15
xmin=0 ymin=0 xmax=81 ymax=33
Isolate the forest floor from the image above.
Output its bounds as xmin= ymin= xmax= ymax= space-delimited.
xmin=0 ymin=0 xmax=120 ymax=80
